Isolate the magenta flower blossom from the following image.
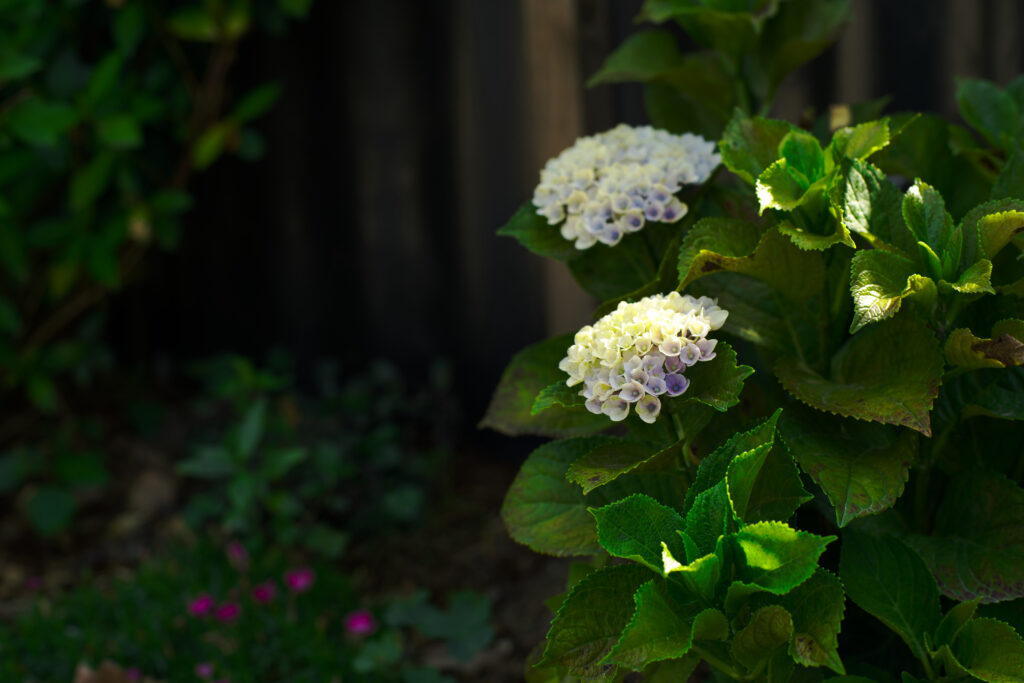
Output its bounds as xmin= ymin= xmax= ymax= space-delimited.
xmin=284 ymin=567 xmax=315 ymax=593
xmin=195 ymin=662 xmax=214 ymax=679
xmin=344 ymin=609 xmax=377 ymax=636
xmin=214 ymin=601 xmax=241 ymax=623
xmin=188 ymin=593 xmax=216 ymax=617
xmin=226 ymin=540 xmax=249 ymax=572
xmin=252 ymin=580 xmax=276 ymax=604
xmin=125 ymin=669 xmax=141 ymax=682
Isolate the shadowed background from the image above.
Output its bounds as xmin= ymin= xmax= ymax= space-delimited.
xmin=109 ymin=0 xmax=1024 ymax=435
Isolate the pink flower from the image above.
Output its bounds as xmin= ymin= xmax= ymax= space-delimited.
xmin=226 ymin=540 xmax=249 ymax=572
xmin=125 ymin=669 xmax=141 ymax=682
xmin=344 ymin=609 xmax=377 ymax=636
xmin=188 ymin=593 xmax=216 ymax=617
xmin=195 ymin=662 xmax=214 ymax=679
xmin=284 ymin=567 xmax=315 ymax=593
xmin=214 ymin=601 xmax=241 ymax=622
xmin=252 ymin=580 xmax=276 ymax=604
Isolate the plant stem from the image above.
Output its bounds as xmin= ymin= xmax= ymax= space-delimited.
xmin=691 ymin=644 xmax=745 ymax=680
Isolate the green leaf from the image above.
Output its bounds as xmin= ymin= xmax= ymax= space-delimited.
xmin=278 ymin=0 xmax=314 ymax=17
xmin=733 ymin=521 xmax=834 ymax=594
xmin=754 ymin=569 xmax=847 ymax=674
xmin=0 ymin=297 xmax=21 ymax=336
xmin=497 ymin=202 xmax=580 ymax=262
xmin=780 ymin=129 xmax=826 ymax=185
xmin=567 ymin=438 xmax=676 ymax=494
xmin=828 ymin=119 xmax=890 ymax=163
xmin=97 ymin=114 xmax=142 ymax=149
xmin=993 ymin=141 xmax=1024 ymax=201
xmin=591 ymin=494 xmax=687 ymax=574
xmin=780 ymin=410 xmax=915 ymax=526
xmin=587 ymin=30 xmax=685 ymax=86
xmin=70 ymin=153 xmax=115 ymax=212
xmin=756 ymin=158 xmax=820 ymax=213
xmin=7 ymin=98 xmax=78 ymax=146
xmin=81 ymin=54 xmax=122 ymax=112
xmin=237 ymin=398 xmax=267 ymax=457
xmin=848 ymin=250 xmax=934 ymax=332
xmin=532 ymin=381 xmax=585 ymax=414
xmin=720 ymin=110 xmax=793 ymax=185
xmin=730 ymin=605 xmax=794 ymax=670
xmin=934 ymin=600 xmax=978 ymax=649
xmin=902 ymin=179 xmax=953 ymax=251
xmin=233 ymin=82 xmax=282 ymax=122
xmin=686 ymin=480 xmax=732 ymax=557
xmin=604 ymin=580 xmax=703 ymax=670
xmin=957 ymin=78 xmax=1019 ymax=149
xmin=113 ymin=3 xmax=146 ymax=56
xmin=834 ymin=158 xmax=915 ymax=255
xmin=503 ymin=437 xmax=615 ymax=556
xmin=729 ymin=438 xmax=811 ymax=524
xmin=839 ymin=531 xmax=941 ymax=663
xmin=906 ymin=469 xmax=1024 ymax=603
xmin=663 ymin=539 xmax=722 ymax=602
xmin=961 ymin=198 xmax=1024 ymax=265
xmin=25 ymin=486 xmax=76 ymax=537
xmin=775 ymin=314 xmax=944 ymax=436
xmin=948 ymin=618 xmax=1024 ymax=683
xmin=684 ymin=410 xmax=781 ymax=513
xmin=679 ymin=221 xmax=825 ymax=304
xmin=0 ymin=52 xmax=41 ymax=81
xmin=641 ymin=2 xmax=768 ymax=58
xmin=641 ymin=55 xmax=736 ymax=139
xmin=567 ymin=222 xmax=673 ymax=300
xmin=539 ymin=564 xmax=651 ymax=677
xmin=260 ymin=446 xmax=307 ymax=481
xmin=749 ymin=0 xmax=850 ymax=101
xmin=944 ymin=258 xmax=994 ymax=295
xmin=192 ymin=121 xmax=235 ymax=170
xmin=481 ymin=334 xmax=608 ymax=438
xmin=169 ymin=4 xmax=250 ymax=41
xmin=177 ymin=445 xmax=235 ymax=479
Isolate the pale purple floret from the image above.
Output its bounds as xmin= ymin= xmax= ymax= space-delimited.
xmin=665 ymin=373 xmax=690 ymax=397
xmin=629 ymin=367 xmax=648 ymax=383
xmin=662 ymin=204 xmax=680 ymax=221
xmin=644 ymin=203 xmax=664 ymax=222
xmin=680 ymin=343 xmax=701 ymax=366
xmin=625 ymin=213 xmax=643 ymax=230
xmin=663 ymin=355 xmax=684 ymax=373
xmin=642 ymin=354 xmax=664 ymax=372
xmin=697 ymin=337 xmax=718 ymax=360
xmin=619 ymin=381 xmax=645 ymax=403
xmin=585 ymin=397 xmax=604 ymax=414
xmin=644 ymin=376 xmax=667 ymax=395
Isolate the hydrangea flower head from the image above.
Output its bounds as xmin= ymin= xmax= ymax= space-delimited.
xmin=558 ymin=293 xmax=727 ymax=423
xmin=532 ymin=124 xmax=720 ymax=249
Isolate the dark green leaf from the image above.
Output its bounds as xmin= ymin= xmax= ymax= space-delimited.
xmin=591 ymin=493 xmax=687 ymax=574
xmin=839 ymin=531 xmax=941 ymax=662
xmin=907 ymin=469 xmax=1024 ymax=603
xmin=679 ymin=221 xmax=826 ymax=304
xmin=70 ymin=153 xmax=115 ymax=212
xmin=934 ymin=600 xmax=978 ymax=649
xmin=0 ymin=52 xmax=41 ymax=82
xmin=776 ymin=314 xmax=944 ymax=436
xmin=169 ymin=4 xmax=250 ymax=41
xmin=539 ymin=564 xmax=651 ymax=677
xmin=237 ymin=398 xmax=267 ymax=457
xmin=234 ymin=82 xmax=282 ymax=122
xmin=957 ymin=78 xmax=1019 ymax=149
xmin=730 ymin=605 xmax=794 ymax=670
xmin=829 ymin=119 xmax=890 ymax=163
xmin=7 ymin=98 xmax=78 ymax=146
xmin=480 ymin=334 xmax=608 ymax=438
xmin=686 ymin=480 xmax=732 ymax=557
xmin=993 ymin=141 xmax=1024 ymax=200
xmin=497 ymin=202 xmax=580 ymax=262
xmin=604 ymin=581 xmax=704 ymax=670
xmin=720 ymin=110 xmax=793 ymax=185
xmin=587 ymin=30 xmax=685 ymax=86
xmin=567 ymin=438 xmax=674 ymax=494
xmin=177 ymin=445 xmax=235 ymax=479
xmin=192 ymin=121 xmax=235 ymax=170
xmin=532 ymin=381 xmax=586 ymax=415
xmin=780 ymin=410 xmax=915 ymax=526
xmin=97 ymin=114 xmax=142 ymax=149
xmin=902 ymin=179 xmax=953 ymax=251
xmin=25 ymin=486 xmax=76 ymax=537
xmin=260 ymin=446 xmax=307 ymax=481
xmin=961 ymin=198 xmax=1024 ymax=265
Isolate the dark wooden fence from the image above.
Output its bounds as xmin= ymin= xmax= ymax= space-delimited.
xmin=110 ymin=0 xmax=1024 ymax=427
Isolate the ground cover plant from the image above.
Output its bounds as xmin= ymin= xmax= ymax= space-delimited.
xmin=486 ymin=1 xmax=1024 ymax=680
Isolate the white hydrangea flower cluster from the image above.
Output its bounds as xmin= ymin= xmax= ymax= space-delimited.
xmin=532 ymin=124 xmax=720 ymax=249
xmin=558 ymin=293 xmax=728 ymax=424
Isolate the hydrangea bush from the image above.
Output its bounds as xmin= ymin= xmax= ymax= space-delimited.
xmin=484 ymin=1 xmax=1024 ymax=680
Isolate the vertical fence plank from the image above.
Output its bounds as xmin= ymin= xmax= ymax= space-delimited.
xmin=521 ymin=0 xmax=598 ymax=336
